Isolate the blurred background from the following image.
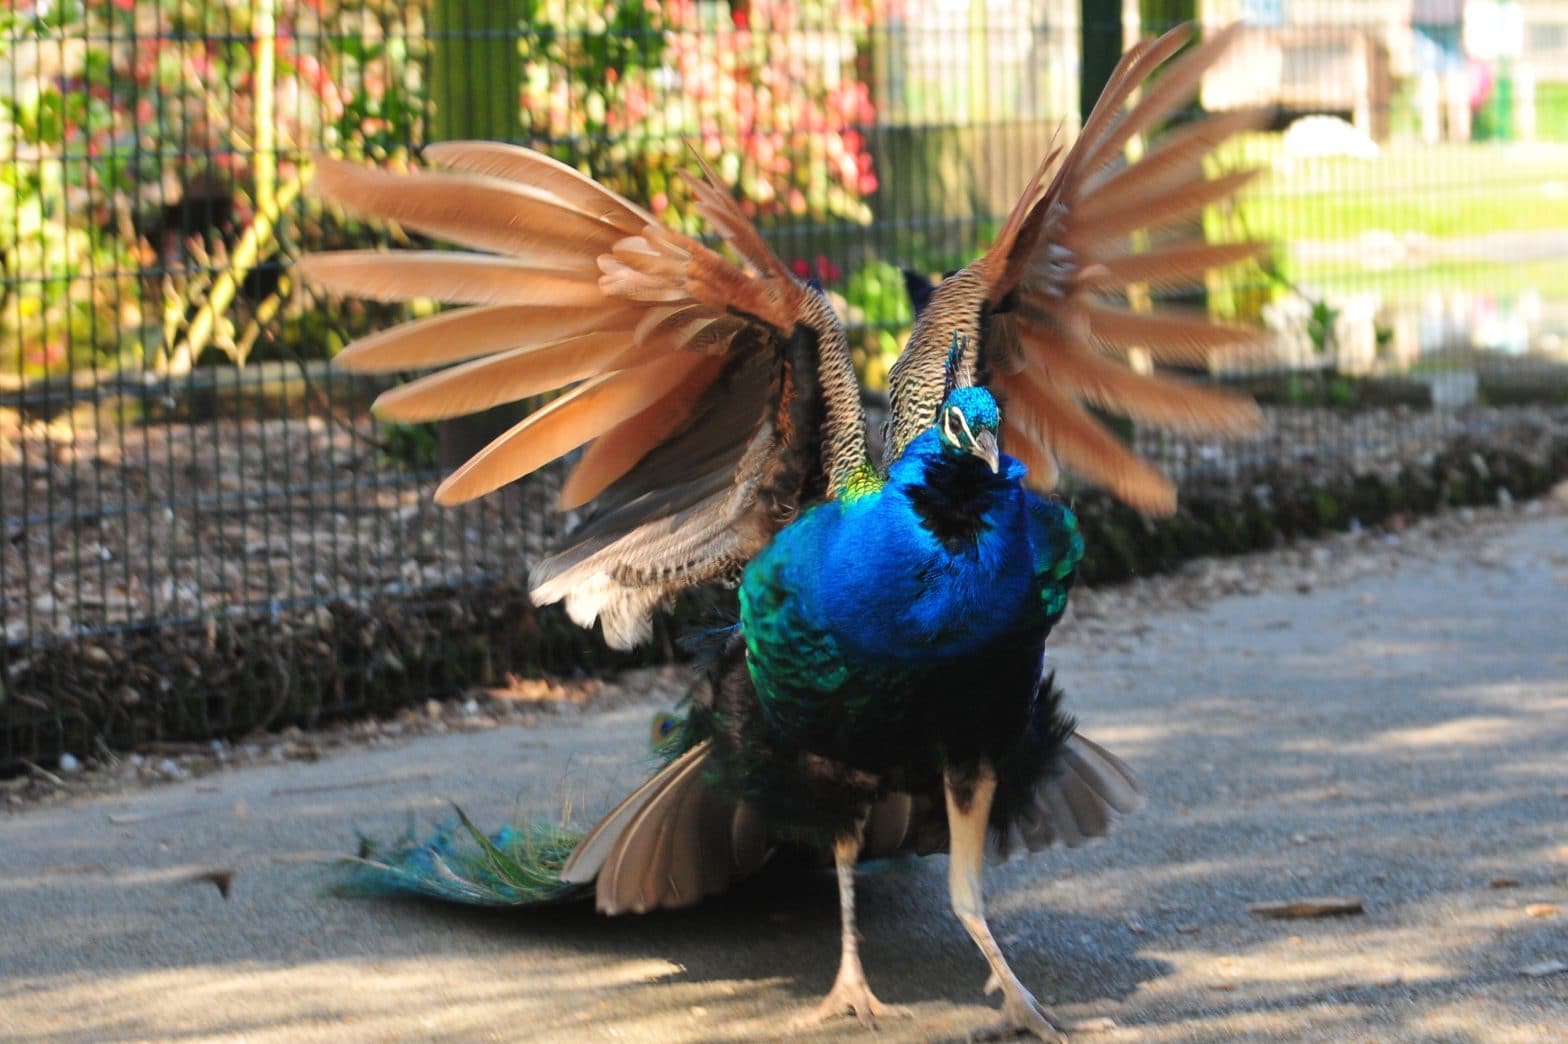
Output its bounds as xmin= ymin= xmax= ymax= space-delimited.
xmin=3 ymin=0 xmax=1566 ymax=773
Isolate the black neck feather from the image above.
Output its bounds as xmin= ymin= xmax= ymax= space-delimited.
xmin=907 ymin=451 xmax=1003 ymax=552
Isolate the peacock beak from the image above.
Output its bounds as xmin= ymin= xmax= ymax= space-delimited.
xmin=972 ymin=429 xmax=1000 ymax=473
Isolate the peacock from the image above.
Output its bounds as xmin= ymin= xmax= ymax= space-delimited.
xmin=300 ymin=23 xmax=1268 ymax=1040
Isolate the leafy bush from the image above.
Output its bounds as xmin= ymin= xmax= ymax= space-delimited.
xmin=513 ymin=0 xmax=879 ymax=229
xmin=2 ymin=1 xmax=882 ymax=382
xmin=1 ymin=1 xmax=429 ymax=378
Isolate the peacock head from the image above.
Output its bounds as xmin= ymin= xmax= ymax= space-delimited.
xmin=937 ymin=385 xmax=1001 ymax=473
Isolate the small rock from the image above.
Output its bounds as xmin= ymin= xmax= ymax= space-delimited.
xmin=1526 ymin=903 xmax=1561 ymax=918
xmin=1071 ymin=1017 xmax=1118 ymax=1034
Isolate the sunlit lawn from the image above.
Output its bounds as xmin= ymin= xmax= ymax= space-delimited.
xmin=1291 ymin=258 xmax=1568 ymax=300
xmin=1218 ymin=137 xmax=1568 ymax=244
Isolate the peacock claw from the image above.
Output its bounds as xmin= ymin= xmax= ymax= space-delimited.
xmin=792 ymin=968 xmax=913 ymax=1032
xmin=968 ymin=977 xmax=1070 ymax=1042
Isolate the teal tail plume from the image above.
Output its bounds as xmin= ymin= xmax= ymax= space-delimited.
xmin=338 ymin=808 xmax=589 ymax=907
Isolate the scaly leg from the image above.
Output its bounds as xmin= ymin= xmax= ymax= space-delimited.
xmin=945 ymin=763 xmax=1070 ymax=1042
xmin=791 ymin=833 xmax=913 ymax=1030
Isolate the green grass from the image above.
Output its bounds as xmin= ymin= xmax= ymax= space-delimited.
xmin=1217 ymin=136 xmax=1568 ymax=244
xmin=1290 ymin=258 xmax=1568 ymax=302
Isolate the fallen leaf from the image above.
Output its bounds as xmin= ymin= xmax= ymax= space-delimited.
xmin=1489 ymin=877 xmax=1521 ymax=888
xmin=1206 ymin=982 xmax=1237 ymax=992
xmin=1526 ymin=903 xmax=1560 ymax=918
xmin=185 ymin=868 xmax=234 ymax=899
xmin=1520 ymin=959 xmax=1567 ymax=978
xmin=1248 ymin=896 xmax=1364 ymax=919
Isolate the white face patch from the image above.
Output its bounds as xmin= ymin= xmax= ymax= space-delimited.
xmin=944 ymin=406 xmax=977 ymax=449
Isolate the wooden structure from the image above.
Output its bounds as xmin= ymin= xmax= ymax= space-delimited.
xmin=1202 ymin=24 xmax=1393 ymax=141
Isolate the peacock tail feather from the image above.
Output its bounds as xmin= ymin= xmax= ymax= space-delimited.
xmin=337 ymin=807 xmax=589 ymax=907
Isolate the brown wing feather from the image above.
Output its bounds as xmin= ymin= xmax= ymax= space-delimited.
xmin=434 ymin=352 xmax=715 ymax=505
xmin=296 ymin=252 xmax=602 ymax=306
xmin=1014 ymin=319 xmax=1260 ymax=435
xmin=329 ymin=304 xmax=633 ymax=373
xmin=680 ymin=155 xmax=794 ymax=283
xmin=1003 ymin=368 xmax=1176 ymax=515
xmin=1073 ymin=23 xmax=1244 ymax=181
xmin=1076 ymin=240 xmax=1267 ymax=294
xmin=310 ymin=157 xmax=620 ymax=266
xmin=1076 ymin=303 xmax=1266 ymax=364
xmin=370 ymin=330 xmax=652 ymax=423
xmin=1065 ymin=169 xmax=1260 ymax=244
xmin=558 ymin=355 xmax=729 ymax=510
xmin=421 ymin=140 xmax=656 ymax=230
xmin=301 ymin=147 xmax=865 ymax=649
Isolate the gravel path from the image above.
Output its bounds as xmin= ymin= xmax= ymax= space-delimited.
xmin=2 ymin=500 xmax=1566 ymax=1042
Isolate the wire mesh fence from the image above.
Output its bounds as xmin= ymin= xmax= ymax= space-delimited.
xmin=3 ymin=1 xmax=1566 ymax=772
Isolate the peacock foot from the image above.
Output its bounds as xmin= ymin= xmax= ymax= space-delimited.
xmin=967 ymin=972 xmax=1070 ymax=1042
xmin=791 ymin=964 xmax=913 ymax=1031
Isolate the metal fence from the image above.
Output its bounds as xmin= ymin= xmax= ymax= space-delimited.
xmin=3 ymin=1 xmax=1566 ymax=771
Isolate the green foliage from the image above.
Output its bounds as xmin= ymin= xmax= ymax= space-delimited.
xmin=3 ymin=1 xmax=884 ymax=381
xmin=842 ymin=258 xmax=912 ymax=389
xmin=844 ymin=259 xmax=912 ymax=329
xmin=379 ymin=419 xmax=439 ymax=470
xmin=1 ymin=1 xmax=430 ymax=378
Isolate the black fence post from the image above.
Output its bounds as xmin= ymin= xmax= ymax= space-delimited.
xmin=429 ymin=0 xmax=526 ymax=470
xmin=1079 ymin=1 xmax=1124 ymax=127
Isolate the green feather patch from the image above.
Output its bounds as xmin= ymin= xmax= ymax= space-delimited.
xmin=336 ymin=808 xmax=588 ymax=907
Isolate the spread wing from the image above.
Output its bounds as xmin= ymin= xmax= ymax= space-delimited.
xmin=298 ymin=143 xmax=868 ymax=648
xmin=886 ymin=23 xmax=1270 ymax=514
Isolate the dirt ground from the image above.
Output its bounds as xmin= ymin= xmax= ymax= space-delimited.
xmin=2 ymin=498 xmax=1566 ymax=1042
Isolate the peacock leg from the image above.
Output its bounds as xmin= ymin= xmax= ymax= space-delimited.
xmin=791 ymin=832 xmax=913 ymax=1030
xmin=945 ymin=763 xmax=1071 ymax=1043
